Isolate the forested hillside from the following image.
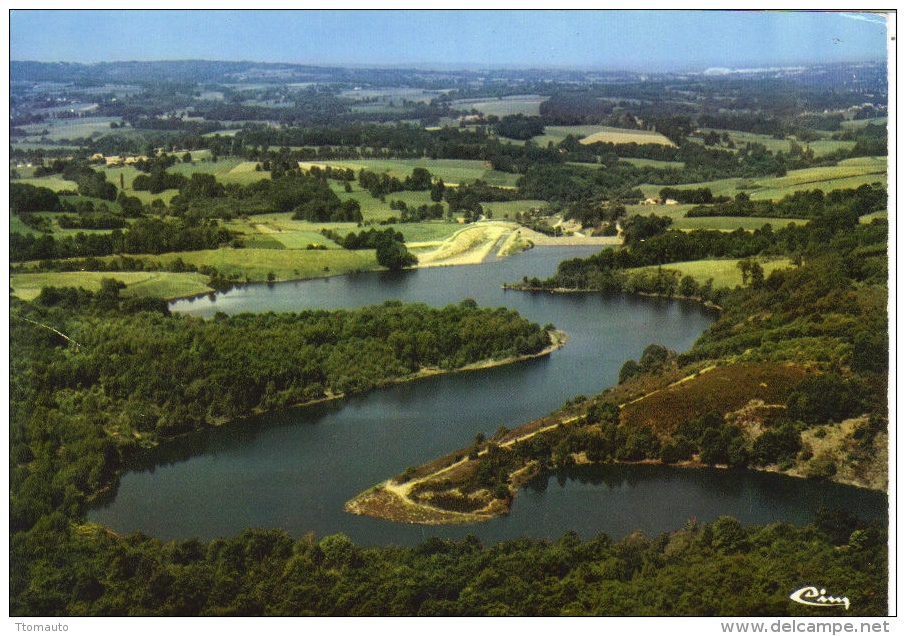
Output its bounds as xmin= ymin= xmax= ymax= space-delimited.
xmin=10 ymin=295 xmax=553 ymax=534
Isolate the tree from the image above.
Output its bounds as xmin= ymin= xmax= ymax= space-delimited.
xmin=749 ymin=261 xmax=764 ymax=289
xmin=737 ymin=259 xmax=752 ymax=286
xmin=405 ymin=167 xmax=432 ymax=191
xmin=618 ymin=359 xmax=640 ymax=384
xmin=430 ymin=179 xmax=445 ymax=203
xmin=375 ymin=231 xmax=418 ymax=270
xmin=679 ymin=275 xmax=699 ymax=298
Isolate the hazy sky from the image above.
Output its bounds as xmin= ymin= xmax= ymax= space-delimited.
xmin=9 ymin=9 xmax=891 ymax=72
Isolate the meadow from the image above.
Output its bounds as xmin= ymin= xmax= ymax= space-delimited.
xmin=638 ymin=156 xmax=887 ymax=201
xmin=627 ymin=256 xmax=794 ymax=289
xmin=451 ymin=94 xmax=547 ymax=117
xmin=532 ymin=125 xmax=675 ymax=147
xmin=578 ymin=126 xmax=675 ymax=146
xmin=621 ymin=204 xmax=810 ymax=232
xmin=10 ymin=271 xmax=213 ymax=301
xmin=694 ymin=128 xmax=857 ymax=158
xmin=11 ymin=175 xmax=79 ymax=192
xmin=13 ymin=116 xmax=123 ymax=143
xmin=303 ymin=158 xmax=521 ymax=188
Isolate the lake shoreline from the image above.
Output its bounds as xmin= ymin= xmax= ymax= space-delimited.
xmin=345 ymin=432 xmax=889 ymax=526
xmin=129 ymin=328 xmax=568 ymax=450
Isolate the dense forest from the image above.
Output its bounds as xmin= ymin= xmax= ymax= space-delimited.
xmin=10 ymin=294 xmax=554 ymax=528
xmin=9 ymin=511 xmax=887 ymax=616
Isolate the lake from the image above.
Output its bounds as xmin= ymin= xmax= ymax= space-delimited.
xmin=87 ymin=246 xmax=887 ymax=545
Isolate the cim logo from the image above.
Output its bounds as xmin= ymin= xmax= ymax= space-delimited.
xmin=789 ymin=586 xmax=850 ymax=610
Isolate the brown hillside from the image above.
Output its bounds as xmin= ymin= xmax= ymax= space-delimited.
xmin=620 ymin=362 xmax=810 ymax=435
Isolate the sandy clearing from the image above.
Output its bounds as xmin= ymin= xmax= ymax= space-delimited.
xmin=414 ymin=221 xmax=619 ymax=267
xmin=415 ymin=223 xmax=511 ymax=267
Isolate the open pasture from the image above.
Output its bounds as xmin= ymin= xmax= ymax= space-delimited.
xmin=694 ymin=129 xmax=856 ymax=158
xmin=531 ymin=125 xmax=675 ymax=148
xmin=621 ymin=204 xmax=807 ymax=232
xmin=480 ymin=199 xmax=547 ymax=220
xmin=10 ymin=271 xmax=213 ymax=301
xmin=393 ymin=222 xmax=462 ymax=244
xmin=670 ymin=216 xmax=809 ymax=232
xmin=160 ymin=246 xmax=379 ymax=281
xmin=452 ymin=94 xmax=547 ymax=117
xmin=11 ymin=176 xmax=79 ymax=192
xmin=164 ymin=157 xmax=254 ymax=181
xmin=623 ymin=203 xmax=698 ymax=222
xmin=839 ymin=117 xmax=887 ymax=130
xmin=13 ymin=116 xmax=122 ymax=143
xmin=341 ymin=87 xmax=446 ymax=103
xmin=224 ymin=214 xmax=350 ymax=247
xmin=579 ymin=126 xmax=675 ymax=147
xmin=618 ymin=157 xmax=685 ymax=169
xmin=628 ymin=256 xmax=794 ymax=289
xmin=304 ymin=158 xmax=520 ymax=188
xmin=639 ymin=156 xmax=886 ymax=201
xmin=860 ymin=211 xmax=887 ymax=223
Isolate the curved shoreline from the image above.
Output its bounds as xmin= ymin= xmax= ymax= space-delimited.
xmin=135 ymin=328 xmax=568 ymax=450
xmin=345 ymin=362 xmax=887 ymax=525
xmin=345 ymin=437 xmax=888 ymax=527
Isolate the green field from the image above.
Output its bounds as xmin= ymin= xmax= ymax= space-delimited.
xmin=9 ymin=215 xmax=37 ymax=235
xmin=619 ymin=157 xmax=685 ymax=170
xmin=304 ymin=158 xmax=520 ymax=188
xmin=623 ymin=203 xmax=698 ymax=222
xmin=452 ymin=95 xmax=547 ymax=118
xmin=671 ymin=217 xmax=809 ymax=231
xmin=10 ymin=271 xmax=214 ymax=301
xmin=341 ymin=87 xmax=442 ymax=104
xmin=629 ymin=257 xmax=794 ymax=289
xmin=480 ymin=199 xmax=547 ymax=220
xmin=393 ymin=222 xmax=463 ymax=243
xmin=694 ymin=128 xmax=857 ymax=158
xmin=231 ymin=221 xmax=337 ymax=250
xmin=12 ymin=176 xmax=79 ymax=192
xmin=860 ymin=211 xmax=887 ymax=223
xmin=839 ymin=117 xmax=887 ymax=130
xmin=639 ymin=156 xmax=887 ymax=201
xmin=156 ymin=247 xmax=379 ymax=281
xmin=13 ymin=116 xmax=122 ymax=143
xmin=166 ymin=157 xmax=262 ymax=183
xmin=621 ymin=204 xmax=810 ymax=232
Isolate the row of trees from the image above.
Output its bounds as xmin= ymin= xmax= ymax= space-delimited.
xmin=317 ymin=227 xmax=418 ymax=270
xmin=685 ymin=184 xmax=887 ymax=219
xmin=10 ymin=216 xmax=235 ymax=261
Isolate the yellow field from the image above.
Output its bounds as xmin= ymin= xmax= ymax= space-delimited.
xmin=12 ymin=177 xmax=79 ymax=192
xmin=579 ymin=126 xmax=675 ymax=147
